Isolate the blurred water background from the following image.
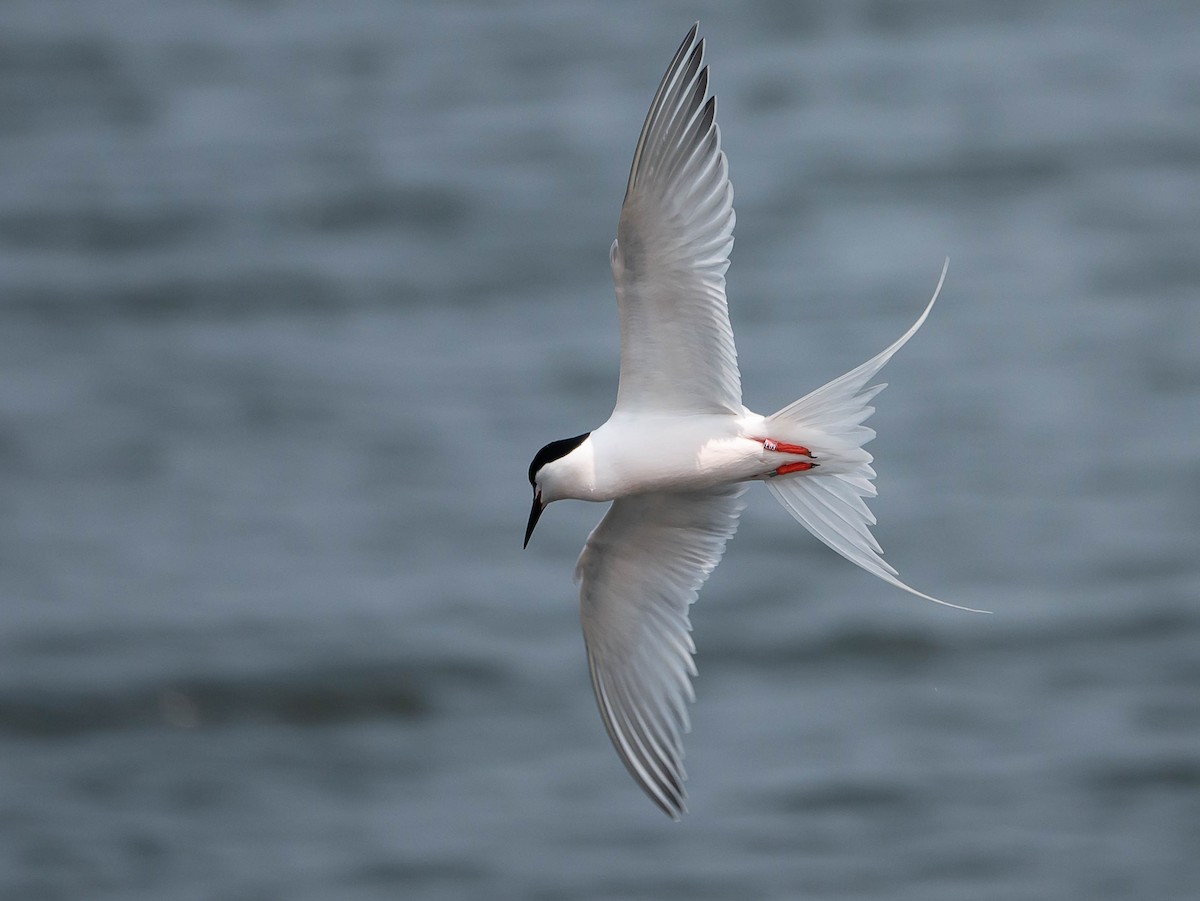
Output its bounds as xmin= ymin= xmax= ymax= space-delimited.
xmin=1 ymin=1 xmax=1198 ymax=899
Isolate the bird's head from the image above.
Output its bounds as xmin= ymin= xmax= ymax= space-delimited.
xmin=524 ymin=432 xmax=591 ymax=548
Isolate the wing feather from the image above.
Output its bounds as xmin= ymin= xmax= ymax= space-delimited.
xmin=575 ymin=487 xmax=745 ymax=819
xmin=612 ymin=25 xmax=740 ymax=415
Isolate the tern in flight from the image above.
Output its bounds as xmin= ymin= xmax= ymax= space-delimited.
xmin=524 ymin=23 xmax=978 ymax=820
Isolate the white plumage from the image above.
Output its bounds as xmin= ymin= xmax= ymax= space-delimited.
xmin=524 ymin=23 xmax=979 ymax=821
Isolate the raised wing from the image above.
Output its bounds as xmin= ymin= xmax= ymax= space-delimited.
xmin=611 ymin=23 xmax=741 ymax=415
xmin=575 ymin=486 xmax=746 ymax=818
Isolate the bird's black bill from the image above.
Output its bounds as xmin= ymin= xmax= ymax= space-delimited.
xmin=523 ymin=495 xmax=545 ymax=549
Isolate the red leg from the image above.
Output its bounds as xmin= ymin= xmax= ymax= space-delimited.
xmin=775 ymin=461 xmax=815 ymax=476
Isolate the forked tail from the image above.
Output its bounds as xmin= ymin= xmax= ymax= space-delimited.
xmin=765 ymin=260 xmax=986 ymax=613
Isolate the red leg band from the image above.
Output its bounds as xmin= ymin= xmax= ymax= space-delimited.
xmin=757 ymin=438 xmax=813 ymax=457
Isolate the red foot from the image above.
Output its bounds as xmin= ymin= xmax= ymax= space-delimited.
xmin=756 ymin=437 xmax=814 ymax=457
xmin=775 ymin=461 xmax=815 ymax=476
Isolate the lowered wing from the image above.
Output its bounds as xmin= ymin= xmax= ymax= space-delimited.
xmin=575 ymin=486 xmax=746 ymax=818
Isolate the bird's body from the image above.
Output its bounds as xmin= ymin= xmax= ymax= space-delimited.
xmin=524 ymin=23 xmax=975 ymax=821
xmin=540 ymin=411 xmax=785 ymax=502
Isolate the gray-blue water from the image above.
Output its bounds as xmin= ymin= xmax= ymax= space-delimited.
xmin=2 ymin=2 xmax=1198 ymax=899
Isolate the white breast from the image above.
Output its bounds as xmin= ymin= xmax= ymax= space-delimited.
xmin=582 ymin=411 xmax=769 ymax=500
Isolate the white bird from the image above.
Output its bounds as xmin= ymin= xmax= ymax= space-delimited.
xmin=524 ymin=23 xmax=979 ymax=820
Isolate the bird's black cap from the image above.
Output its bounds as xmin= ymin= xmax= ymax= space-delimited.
xmin=528 ymin=432 xmax=590 ymax=485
